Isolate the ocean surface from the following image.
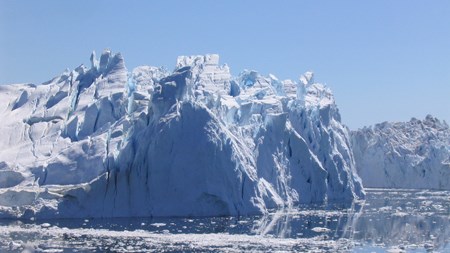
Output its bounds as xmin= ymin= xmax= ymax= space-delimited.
xmin=0 ymin=189 xmax=449 ymax=252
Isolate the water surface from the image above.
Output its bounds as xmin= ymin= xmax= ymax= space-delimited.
xmin=0 ymin=189 xmax=449 ymax=252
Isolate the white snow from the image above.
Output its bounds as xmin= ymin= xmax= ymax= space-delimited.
xmin=0 ymin=51 xmax=364 ymax=218
xmin=351 ymin=115 xmax=450 ymax=189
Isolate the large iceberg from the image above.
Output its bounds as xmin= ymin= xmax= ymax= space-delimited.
xmin=0 ymin=51 xmax=364 ymax=218
xmin=351 ymin=115 xmax=450 ymax=189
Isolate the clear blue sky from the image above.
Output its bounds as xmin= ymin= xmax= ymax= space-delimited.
xmin=1 ymin=1 xmax=449 ymax=129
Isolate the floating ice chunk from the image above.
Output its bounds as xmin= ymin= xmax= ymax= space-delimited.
xmin=41 ymin=223 xmax=51 ymax=228
xmin=311 ymin=227 xmax=331 ymax=233
xmin=151 ymin=223 xmax=166 ymax=227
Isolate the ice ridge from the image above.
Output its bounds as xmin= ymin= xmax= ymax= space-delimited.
xmin=0 ymin=51 xmax=364 ymax=218
xmin=351 ymin=115 xmax=450 ymax=189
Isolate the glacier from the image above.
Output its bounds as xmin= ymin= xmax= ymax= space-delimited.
xmin=351 ymin=115 xmax=450 ymax=189
xmin=0 ymin=50 xmax=364 ymax=218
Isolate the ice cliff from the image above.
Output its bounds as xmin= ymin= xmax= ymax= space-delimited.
xmin=351 ymin=115 xmax=450 ymax=189
xmin=0 ymin=50 xmax=364 ymax=218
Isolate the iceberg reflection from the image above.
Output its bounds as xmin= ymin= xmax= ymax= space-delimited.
xmin=0 ymin=189 xmax=449 ymax=252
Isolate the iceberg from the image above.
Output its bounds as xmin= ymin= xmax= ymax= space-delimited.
xmin=351 ymin=115 xmax=450 ymax=189
xmin=0 ymin=51 xmax=364 ymax=218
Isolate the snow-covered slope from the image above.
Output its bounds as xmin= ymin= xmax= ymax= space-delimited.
xmin=351 ymin=115 xmax=450 ymax=189
xmin=0 ymin=50 xmax=364 ymax=218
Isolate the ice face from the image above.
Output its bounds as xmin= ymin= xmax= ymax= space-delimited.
xmin=0 ymin=51 xmax=364 ymax=219
xmin=351 ymin=115 xmax=450 ymax=189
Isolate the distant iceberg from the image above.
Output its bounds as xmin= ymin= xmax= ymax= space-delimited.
xmin=351 ymin=115 xmax=450 ymax=189
xmin=0 ymin=51 xmax=364 ymax=218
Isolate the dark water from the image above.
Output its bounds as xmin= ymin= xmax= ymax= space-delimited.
xmin=0 ymin=189 xmax=449 ymax=252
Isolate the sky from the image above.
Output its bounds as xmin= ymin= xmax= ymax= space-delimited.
xmin=1 ymin=1 xmax=449 ymax=129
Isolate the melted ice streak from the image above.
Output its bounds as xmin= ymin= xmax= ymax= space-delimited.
xmin=0 ymin=51 xmax=363 ymax=218
xmin=352 ymin=116 xmax=450 ymax=189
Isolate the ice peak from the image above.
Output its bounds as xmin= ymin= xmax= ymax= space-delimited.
xmin=424 ymin=114 xmax=438 ymax=123
xmin=86 ymin=49 xmax=126 ymax=77
xmin=405 ymin=115 xmax=447 ymax=130
xmin=300 ymin=71 xmax=314 ymax=86
xmin=90 ymin=51 xmax=99 ymax=70
xmin=303 ymin=82 xmax=335 ymax=109
xmin=176 ymin=54 xmax=220 ymax=69
xmin=239 ymin=70 xmax=260 ymax=86
xmin=99 ymin=49 xmax=112 ymax=72
xmin=172 ymin=54 xmax=231 ymax=99
xmin=422 ymin=114 xmax=448 ymax=129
